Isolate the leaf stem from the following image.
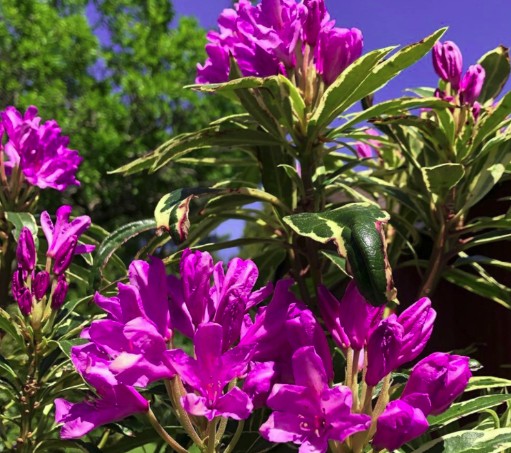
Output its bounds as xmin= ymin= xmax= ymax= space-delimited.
xmin=224 ymin=420 xmax=245 ymax=453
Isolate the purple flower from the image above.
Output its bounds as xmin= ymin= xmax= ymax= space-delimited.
xmin=395 ymin=297 xmax=436 ymax=366
xmin=33 ymin=271 xmax=50 ymax=300
xmin=55 ymin=385 xmax=148 ymax=439
xmin=432 ymin=41 xmax=463 ymax=90
xmin=0 ymin=106 xmax=82 ymax=191
xmin=401 ymin=352 xmax=472 ymax=415
xmin=51 ymin=275 xmax=68 ymax=309
xmin=302 ymin=0 xmax=332 ymax=46
xmin=315 ymin=27 xmax=363 ymax=85
xmin=89 ymin=258 xmax=174 ymax=386
xmin=197 ymin=0 xmax=362 ymax=87
xmin=373 ymin=400 xmax=429 ymax=451
xmin=55 ymin=343 xmax=149 ymax=438
xmin=40 ymin=205 xmax=95 ymax=270
xmin=365 ymin=317 xmax=403 ymax=386
xmin=260 ymin=346 xmax=370 ymax=453
xmin=167 ymin=323 xmax=254 ymax=421
xmin=168 ymin=249 xmax=271 ymax=348
xmin=241 ymin=279 xmax=333 ymax=407
xmin=460 ymin=64 xmax=486 ymax=105
xmin=16 ymin=227 xmax=36 ymax=272
xmin=318 ymin=281 xmax=383 ymax=350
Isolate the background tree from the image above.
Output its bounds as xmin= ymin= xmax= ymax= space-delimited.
xmin=0 ymin=0 xmax=236 ymax=229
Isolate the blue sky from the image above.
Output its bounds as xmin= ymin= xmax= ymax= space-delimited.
xmin=174 ymin=0 xmax=511 ymax=99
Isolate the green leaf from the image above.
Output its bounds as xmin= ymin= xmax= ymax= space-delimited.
xmin=58 ymin=338 xmax=89 ymax=359
xmin=443 ymin=267 xmax=511 ymax=309
xmin=257 ymin=145 xmax=296 ymax=211
xmin=310 ymin=28 xmax=446 ymax=137
xmin=89 ymin=219 xmax=156 ymax=289
xmin=421 ymin=163 xmax=465 ymax=201
xmin=309 ymin=47 xmax=396 ymax=135
xmin=429 ymin=394 xmax=511 ymax=428
xmin=472 ymin=89 xmax=511 ymax=150
xmin=111 ymin=119 xmax=280 ymax=175
xmin=478 ymin=45 xmax=511 ymax=103
xmin=284 ymin=203 xmax=395 ymax=305
xmin=466 ymin=376 xmax=511 ymax=392
xmin=5 ymin=211 xmax=39 ymax=247
xmin=0 ymin=307 xmax=24 ymax=347
xmin=410 ymin=428 xmax=511 ymax=453
xmin=154 ymin=187 xmax=222 ymax=243
xmin=333 ymin=97 xmax=451 ymax=133
xmin=320 ymin=250 xmax=349 ymax=277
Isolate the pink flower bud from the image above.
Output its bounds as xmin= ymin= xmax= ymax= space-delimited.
xmin=18 ymin=287 xmax=33 ymax=315
xmin=51 ymin=276 xmax=69 ymax=310
xmin=373 ymin=400 xmax=429 ymax=451
xmin=33 ymin=271 xmax=50 ymax=300
xmin=401 ymin=352 xmax=472 ymax=415
xmin=53 ymin=235 xmax=77 ymax=275
xmin=365 ymin=316 xmax=403 ymax=386
xmin=16 ymin=227 xmax=36 ymax=272
xmin=315 ymin=27 xmax=363 ymax=85
xmin=460 ymin=64 xmax=485 ymax=105
xmin=432 ymin=41 xmax=463 ymax=90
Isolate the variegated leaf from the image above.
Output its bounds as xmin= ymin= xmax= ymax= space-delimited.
xmin=284 ymin=203 xmax=395 ymax=306
xmin=411 ymin=428 xmax=511 ymax=453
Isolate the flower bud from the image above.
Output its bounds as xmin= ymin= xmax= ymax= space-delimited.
xmin=17 ymin=287 xmax=33 ymax=316
xmin=318 ymin=282 xmax=383 ymax=350
xmin=432 ymin=41 xmax=463 ymax=90
xmin=373 ymin=400 xmax=429 ymax=451
xmin=33 ymin=271 xmax=50 ymax=300
xmin=460 ymin=64 xmax=485 ymax=105
xmin=11 ymin=268 xmax=26 ymax=301
xmin=366 ymin=317 xmax=403 ymax=386
xmin=315 ymin=27 xmax=363 ymax=85
xmin=53 ymin=235 xmax=77 ymax=275
xmin=401 ymin=352 xmax=472 ymax=415
xmin=51 ymin=276 xmax=69 ymax=310
xmin=396 ymin=297 xmax=436 ymax=367
xmin=303 ymin=0 xmax=329 ymax=46
xmin=16 ymin=227 xmax=36 ymax=272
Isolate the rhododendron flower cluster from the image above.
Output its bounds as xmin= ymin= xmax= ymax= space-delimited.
xmin=196 ymin=0 xmax=362 ymax=88
xmin=0 ymin=105 xmax=82 ymax=191
xmin=54 ymin=252 xmax=471 ymax=453
xmin=318 ymin=282 xmax=471 ymax=451
xmin=12 ymin=205 xmax=94 ymax=318
xmin=432 ymin=41 xmax=486 ymax=115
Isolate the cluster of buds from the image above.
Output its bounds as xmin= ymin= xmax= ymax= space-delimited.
xmin=54 ymin=251 xmax=471 ymax=453
xmin=11 ymin=205 xmax=94 ymax=328
xmin=432 ymin=41 xmax=486 ymax=117
xmin=317 ymin=282 xmax=472 ymax=451
xmin=197 ymin=0 xmax=362 ymax=104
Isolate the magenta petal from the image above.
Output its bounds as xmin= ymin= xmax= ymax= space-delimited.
xmin=167 ymin=274 xmax=195 ymax=338
xmin=366 ymin=317 xmax=403 ymax=386
xmin=165 ymin=349 xmax=202 ymax=390
xmin=292 ymin=346 xmax=327 ymax=395
xmin=373 ymin=400 xmax=429 ymax=451
xmin=244 ymin=361 xmax=276 ymax=408
xmin=397 ymin=297 xmax=436 ymax=366
xmin=260 ymin=412 xmax=304 ymax=444
xmin=214 ymin=386 xmax=254 ymax=420
xmin=93 ymin=292 xmax=122 ymax=321
xmin=128 ymin=257 xmax=170 ymax=338
xmin=401 ymin=352 xmax=471 ymax=415
xmin=55 ymin=386 xmax=148 ymax=439
xmin=181 ymin=393 xmax=215 ymax=419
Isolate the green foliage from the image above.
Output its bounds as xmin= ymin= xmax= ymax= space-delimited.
xmin=0 ymin=0 xmax=236 ymax=230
